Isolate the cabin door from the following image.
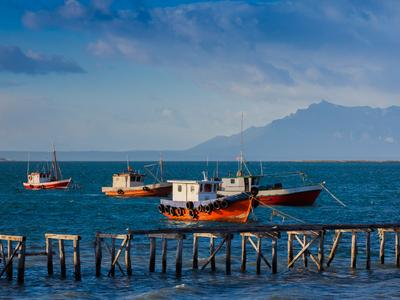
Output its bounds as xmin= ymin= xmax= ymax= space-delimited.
xmin=244 ymin=178 xmax=249 ymax=192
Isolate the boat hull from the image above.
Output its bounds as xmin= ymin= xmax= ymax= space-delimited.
xmin=23 ymin=178 xmax=71 ymax=190
xmin=102 ymin=184 xmax=172 ymax=198
xmin=160 ymin=194 xmax=253 ymax=223
xmin=257 ymin=185 xmax=322 ymax=206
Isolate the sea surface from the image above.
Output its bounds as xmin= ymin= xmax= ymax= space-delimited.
xmin=1 ymin=161 xmax=400 ymax=299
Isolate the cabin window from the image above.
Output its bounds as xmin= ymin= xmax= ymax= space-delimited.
xmin=204 ymin=184 xmax=212 ymax=192
xmin=178 ymin=185 xmax=182 ymax=192
xmin=137 ymin=177 xmax=141 ymax=182
xmin=190 ymin=185 xmax=195 ymax=193
xmin=230 ymin=179 xmax=235 ymax=184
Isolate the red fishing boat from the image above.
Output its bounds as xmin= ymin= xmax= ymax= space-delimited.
xmin=102 ymin=160 xmax=172 ymax=197
xmin=219 ymin=173 xmax=322 ymax=206
xmin=23 ymin=146 xmax=71 ymax=190
xmin=159 ymin=179 xmax=255 ymax=223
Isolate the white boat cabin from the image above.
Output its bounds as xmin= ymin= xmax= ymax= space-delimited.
xmin=169 ymin=180 xmax=221 ymax=202
xmin=112 ymin=172 xmax=145 ymax=188
xmin=27 ymin=172 xmax=52 ymax=184
xmin=220 ymin=176 xmax=260 ymax=193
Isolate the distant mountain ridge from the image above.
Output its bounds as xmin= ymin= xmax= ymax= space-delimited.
xmin=2 ymin=101 xmax=400 ymax=161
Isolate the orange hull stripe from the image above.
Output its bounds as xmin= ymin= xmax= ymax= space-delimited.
xmin=162 ymin=199 xmax=252 ymax=223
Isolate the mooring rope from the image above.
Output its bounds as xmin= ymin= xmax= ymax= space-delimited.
xmin=252 ymin=196 xmax=307 ymax=224
xmin=320 ymin=182 xmax=347 ymax=207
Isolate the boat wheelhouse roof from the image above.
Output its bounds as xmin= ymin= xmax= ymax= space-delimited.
xmin=113 ymin=171 xmax=145 ymax=177
xmin=168 ymin=180 xmax=221 ymax=185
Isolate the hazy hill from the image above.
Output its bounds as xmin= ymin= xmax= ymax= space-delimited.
xmin=2 ymin=101 xmax=399 ymax=161
xmin=187 ymin=100 xmax=400 ymax=160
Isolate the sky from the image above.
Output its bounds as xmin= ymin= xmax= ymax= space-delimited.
xmin=0 ymin=0 xmax=400 ymax=151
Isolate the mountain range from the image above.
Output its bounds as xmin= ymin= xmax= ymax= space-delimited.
xmin=2 ymin=101 xmax=399 ymax=161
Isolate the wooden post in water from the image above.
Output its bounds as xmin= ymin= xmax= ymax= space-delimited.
xmin=192 ymin=235 xmax=198 ymax=269
xmin=73 ymin=239 xmax=81 ymax=281
xmin=17 ymin=239 xmax=26 ymax=284
xmin=271 ymin=238 xmax=277 ymax=274
xmin=318 ymin=231 xmax=324 ymax=272
xmin=125 ymin=237 xmax=132 ymax=276
xmin=225 ymin=234 xmax=232 ymax=275
xmin=327 ymin=231 xmax=342 ymax=267
xmin=303 ymin=235 xmax=308 ymax=268
xmin=210 ymin=237 xmax=216 ymax=271
xmin=396 ymin=231 xmax=400 ymax=268
xmin=351 ymin=231 xmax=357 ymax=269
xmin=256 ymin=237 xmax=261 ymax=275
xmin=161 ymin=238 xmax=167 ymax=273
xmin=7 ymin=240 xmax=12 ymax=280
xmin=95 ymin=237 xmax=102 ymax=277
xmin=46 ymin=238 xmax=53 ymax=275
xmin=176 ymin=237 xmax=183 ymax=276
xmin=149 ymin=237 xmax=156 ymax=272
xmin=380 ymin=230 xmax=385 ymax=264
xmin=58 ymin=240 xmax=66 ymax=278
xmin=241 ymin=235 xmax=247 ymax=272
xmin=366 ymin=231 xmax=371 ymax=270
xmin=110 ymin=238 xmax=116 ymax=277
xmin=288 ymin=233 xmax=293 ymax=268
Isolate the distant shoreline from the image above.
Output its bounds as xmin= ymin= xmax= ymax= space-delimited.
xmin=1 ymin=159 xmax=399 ymax=163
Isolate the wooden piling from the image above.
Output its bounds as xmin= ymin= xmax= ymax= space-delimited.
xmin=149 ymin=237 xmax=156 ymax=272
xmin=366 ymin=231 xmax=371 ymax=270
xmin=58 ymin=240 xmax=66 ymax=278
xmin=380 ymin=230 xmax=385 ymax=264
xmin=73 ymin=239 xmax=81 ymax=281
xmin=271 ymin=238 xmax=277 ymax=274
xmin=110 ymin=238 xmax=116 ymax=277
xmin=396 ymin=232 xmax=400 ymax=268
xmin=351 ymin=231 xmax=357 ymax=269
xmin=303 ymin=235 xmax=308 ymax=268
xmin=288 ymin=233 xmax=293 ymax=268
xmin=17 ymin=240 xmax=26 ymax=284
xmin=210 ymin=237 xmax=216 ymax=271
xmin=318 ymin=231 xmax=324 ymax=271
xmin=241 ymin=235 xmax=246 ymax=272
xmin=256 ymin=238 xmax=261 ymax=274
xmin=46 ymin=238 xmax=53 ymax=275
xmin=7 ymin=240 xmax=12 ymax=280
xmin=95 ymin=237 xmax=102 ymax=277
xmin=125 ymin=238 xmax=132 ymax=276
xmin=192 ymin=235 xmax=198 ymax=269
xmin=176 ymin=238 xmax=183 ymax=276
xmin=225 ymin=234 xmax=231 ymax=275
xmin=162 ymin=238 xmax=167 ymax=273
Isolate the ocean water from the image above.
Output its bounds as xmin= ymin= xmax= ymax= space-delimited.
xmin=1 ymin=161 xmax=400 ymax=299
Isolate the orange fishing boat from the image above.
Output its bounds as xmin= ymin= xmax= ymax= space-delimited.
xmin=23 ymin=146 xmax=71 ymax=190
xmin=102 ymin=160 xmax=172 ymax=197
xmin=159 ymin=179 xmax=255 ymax=223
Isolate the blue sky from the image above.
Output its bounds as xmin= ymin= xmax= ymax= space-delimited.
xmin=0 ymin=0 xmax=399 ymax=151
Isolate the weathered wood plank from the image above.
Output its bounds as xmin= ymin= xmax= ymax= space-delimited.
xmin=73 ymin=239 xmax=81 ymax=281
xmin=149 ymin=237 xmax=156 ymax=272
xmin=162 ymin=238 xmax=167 ymax=273
xmin=46 ymin=238 xmax=53 ymax=275
xmin=366 ymin=231 xmax=371 ymax=270
xmin=241 ymin=235 xmax=246 ymax=272
xmin=59 ymin=239 xmax=66 ymax=278
xmin=95 ymin=237 xmax=102 ymax=277
xmin=0 ymin=235 xmax=25 ymax=242
xmin=326 ymin=231 xmax=342 ymax=267
xmin=176 ymin=238 xmax=183 ymax=276
xmin=46 ymin=234 xmax=81 ymax=241
xmin=192 ymin=235 xmax=198 ymax=270
xmin=271 ymin=238 xmax=277 ymax=274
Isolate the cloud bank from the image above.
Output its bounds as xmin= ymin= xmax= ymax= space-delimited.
xmin=0 ymin=45 xmax=85 ymax=75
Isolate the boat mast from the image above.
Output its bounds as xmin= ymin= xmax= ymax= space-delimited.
xmin=27 ymin=152 xmax=30 ymax=176
xmin=237 ymin=113 xmax=252 ymax=177
xmin=159 ymin=152 xmax=164 ymax=182
xmin=52 ymin=144 xmax=62 ymax=180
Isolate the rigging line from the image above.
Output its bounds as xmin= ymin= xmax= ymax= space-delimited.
xmin=253 ymin=197 xmax=307 ymax=224
xmin=320 ymin=182 xmax=347 ymax=207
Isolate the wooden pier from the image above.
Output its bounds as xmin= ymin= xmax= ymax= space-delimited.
xmin=1 ymin=223 xmax=400 ymax=283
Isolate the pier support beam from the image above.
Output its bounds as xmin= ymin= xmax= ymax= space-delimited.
xmin=94 ymin=233 xmax=131 ymax=277
xmin=240 ymin=232 xmax=279 ymax=274
xmin=147 ymin=233 xmax=186 ymax=276
xmin=44 ymin=233 xmax=81 ymax=280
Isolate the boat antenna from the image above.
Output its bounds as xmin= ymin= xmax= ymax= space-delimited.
xmin=237 ymin=112 xmax=252 ymax=177
xmin=27 ymin=152 xmax=30 ymax=176
xmin=159 ymin=152 xmax=164 ymax=182
xmin=52 ymin=144 xmax=61 ymax=180
xmin=216 ymin=160 xmax=219 ymax=179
